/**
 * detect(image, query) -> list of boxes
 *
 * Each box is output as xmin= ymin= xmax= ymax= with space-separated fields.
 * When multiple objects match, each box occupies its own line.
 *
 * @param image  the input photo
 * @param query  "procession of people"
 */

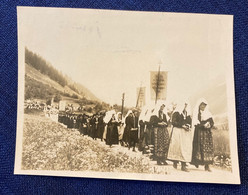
xmin=56 ymin=98 xmax=215 ymax=173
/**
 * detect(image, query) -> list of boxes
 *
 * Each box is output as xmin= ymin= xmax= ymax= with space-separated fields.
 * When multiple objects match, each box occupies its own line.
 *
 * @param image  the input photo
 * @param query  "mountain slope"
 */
xmin=189 ymin=75 xmax=227 ymax=116
xmin=25 ymin=63 xmax=99 ymax=102
xmin=25 ymin=63 xmax=80 ymax=97
xmin=189 ymin=75 xmax=228 ymax=127
xmin=64 ymin=75 xmax=100 ymax=102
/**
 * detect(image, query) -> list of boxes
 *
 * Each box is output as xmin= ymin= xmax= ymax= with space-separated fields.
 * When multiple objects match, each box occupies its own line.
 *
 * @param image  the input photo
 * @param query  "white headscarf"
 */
xmin=115 ymin=112 xmax=123 ymax=123
xmin=174 ymin=101 xmax=192 ymax=115
xmin=139 ymin=105 xmax=149 ymax=122
xmin=123 ymin=110 xmax=135 ymax=129
xmin=192 ymin=98 xmax=213 ymax=127
xmin=123 ymin=110 xmax=132 ymax=122
xmin=103 ymin=110 xmax=116 ymax=123
xmin=151 ymin=101 xmax=166 ymax=118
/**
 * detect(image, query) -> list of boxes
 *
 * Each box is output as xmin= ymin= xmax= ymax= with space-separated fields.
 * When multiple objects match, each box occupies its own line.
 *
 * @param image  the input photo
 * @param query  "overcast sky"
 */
xmin=18 ymin=7 xmax=232 ymax=107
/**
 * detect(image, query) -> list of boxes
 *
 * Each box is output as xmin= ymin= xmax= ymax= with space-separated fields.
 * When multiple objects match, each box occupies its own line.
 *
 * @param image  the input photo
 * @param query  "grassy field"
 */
xmin=212 ymin=126 xmax=232 ymax=171
xmin=22 ymin=111 xmax=232 ymax=173
xmin=212 ymin=129 xmax=230 ymax=157
xmin=22 ymin=113 xmax=154 ymax=173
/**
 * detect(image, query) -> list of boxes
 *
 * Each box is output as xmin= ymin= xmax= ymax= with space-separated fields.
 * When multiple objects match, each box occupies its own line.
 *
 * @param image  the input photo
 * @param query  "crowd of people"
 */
xmin=57 ymin=98 xmax=215 ymax=172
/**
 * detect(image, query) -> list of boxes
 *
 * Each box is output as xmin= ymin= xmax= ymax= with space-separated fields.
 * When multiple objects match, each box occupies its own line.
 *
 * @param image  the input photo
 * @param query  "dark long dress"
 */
xmin=72 ymin=117 xmax=77 ymax=129
xmin=122 ymin=116 xmax=131 ymax=144
xmin=97 ymin=116 xmax=105 ymax=139
xmin=76 ymin=116 xmax=81 ymax=129
xmin=81 ymin=117 xmax=88 ymax=135
xmin=68 ymin=116 xmax=73 ymax=129
xmin=124 ymin=115 xmax=139 ymax=148
xmin=106 ymin=119 xmax=119 ymax=146
xmin=146 ymin=120 xmax=153 ymax=146
xmin=88 ymin=118 xmax=95 ymax=138
xmin=91 ymin=117 xmax=98 ymax=139
xmin=191 ymin=117 xmax=214 ymax=165
xmin=138 ymin=120 xmax=146 ymax=151
xmin=150 ymin=112 xmax=170 ymax=162
xmin=130 ymin=115 xmax=139 ymax=148
xmin=78 ymin=116 xmax=83 ymax=134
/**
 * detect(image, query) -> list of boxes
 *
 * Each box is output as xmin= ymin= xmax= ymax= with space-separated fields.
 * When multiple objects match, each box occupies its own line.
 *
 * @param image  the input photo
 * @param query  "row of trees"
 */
xmin=25 ymin=48 xmax=67 ymax=87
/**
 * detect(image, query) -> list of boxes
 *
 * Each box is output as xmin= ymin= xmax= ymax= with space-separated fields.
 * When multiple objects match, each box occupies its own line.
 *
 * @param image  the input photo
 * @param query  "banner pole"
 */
xmin=121 ymin=93 xmax=125 ymax=118
xmin=155 ymin=65 xmax=160 ymax=104
xmin=136 ymin=82 xmax=142 ymax=108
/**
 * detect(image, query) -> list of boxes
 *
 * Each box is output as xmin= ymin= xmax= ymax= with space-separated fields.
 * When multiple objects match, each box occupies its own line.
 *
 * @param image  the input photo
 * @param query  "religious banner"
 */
xmin=150 ymin=71 xmax=168 ymax=101
xmin=136 ymin=87 xmax=146 ymax=108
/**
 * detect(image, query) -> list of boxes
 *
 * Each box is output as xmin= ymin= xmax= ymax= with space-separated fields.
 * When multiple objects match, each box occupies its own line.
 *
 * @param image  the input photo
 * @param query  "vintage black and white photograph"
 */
xmin=15 ymin=7 xmax=240 ymax=184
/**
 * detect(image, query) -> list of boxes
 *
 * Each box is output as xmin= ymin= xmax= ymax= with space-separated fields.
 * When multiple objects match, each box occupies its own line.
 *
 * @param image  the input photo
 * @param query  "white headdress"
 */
xmin=192 ymin=98 xmax=212 ymax=127
xmin=139 ymin=105 xmax=149 ymax=122
xmin=115 ymin=112 xmax=123 ymax=122
xmin=103 ymin=110 xmax=116 ymax=123
xmin=151 ymin=101 xmax=166 ymax=117
xmin=174 ymin=101 xmax=192 ymax=115
xmin=123 ymin=110 xmax=133 ymax=125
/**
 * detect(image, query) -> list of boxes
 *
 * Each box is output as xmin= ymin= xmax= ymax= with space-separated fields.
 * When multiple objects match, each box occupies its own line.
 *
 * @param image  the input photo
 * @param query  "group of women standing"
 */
xmin=102 ymin=110 xmax=139 ymax=151
xmin=57 ymin=98 xmax=215 ymax=172
xmin=58 ymin=113 xmax=105 ymax=140
xmin=138 ymin=98 xmax=215 ymax=172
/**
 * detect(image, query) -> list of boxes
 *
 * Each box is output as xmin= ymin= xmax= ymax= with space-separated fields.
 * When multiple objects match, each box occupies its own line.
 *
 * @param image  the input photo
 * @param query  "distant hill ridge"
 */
xmin=25 ymin=48 xmax=99 ymax=102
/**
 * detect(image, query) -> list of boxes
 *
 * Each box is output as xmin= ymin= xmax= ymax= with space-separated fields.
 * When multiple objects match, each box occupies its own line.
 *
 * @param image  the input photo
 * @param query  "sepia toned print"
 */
xmin=15 ymin=6 xmax=240 ymax=184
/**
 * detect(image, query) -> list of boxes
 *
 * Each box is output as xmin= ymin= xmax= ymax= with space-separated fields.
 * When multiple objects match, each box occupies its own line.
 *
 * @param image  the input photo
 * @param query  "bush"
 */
xmin=54 ymin=94 xmax=62 ymax=102
xmin=72 ymin=94 xmax=79 ymax=99
xmin=94 ymin=103 xmax=103 ymax=113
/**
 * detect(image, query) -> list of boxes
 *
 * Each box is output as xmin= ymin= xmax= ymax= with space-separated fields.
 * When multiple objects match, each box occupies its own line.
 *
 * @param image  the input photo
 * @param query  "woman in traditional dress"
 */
xmin=86 ymin=116 xmax=92 ymax=136
xmin=75 ymin=115 xmax=79 ymax=129
xmin=122 ymin=110 xmax=133 ymax=147
xmin=143 ymin=106 xmax=154 ymax=154
xmin=72 ymin=115 xmax=77 ymax=129
xmin=191 ymin=98 xmax=214 ymax=172
xmin=81 ymin=114 xmax=88 ymax=135
xmin=68 ymin=115 xmax=74 ymax=129
xmin=89 ymin=116 xmax=95 ymax=138
xmin=150 ymin=103 xmax=170 ymax=165
xmin=91 ymin=114 xmax=99 ymax=140
xmin=103 ymin=110 xmax=114 ymax=141
xmin=97 ymin=112 xmax=105 ymax=141
xmin=138 ymin=106 xmax=149 ymax=152
xmin=127 ymin=110 xmax=139 ymax=152
xmin=106 ymin=112 xmax=119 ymax=147
xmin=78 ymin=115 xmax=83 ymax=134
xmin=115 ymin=112 xmax=125 ymax=145
xmin=167 ymin=102 xmax=192 ymax=172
